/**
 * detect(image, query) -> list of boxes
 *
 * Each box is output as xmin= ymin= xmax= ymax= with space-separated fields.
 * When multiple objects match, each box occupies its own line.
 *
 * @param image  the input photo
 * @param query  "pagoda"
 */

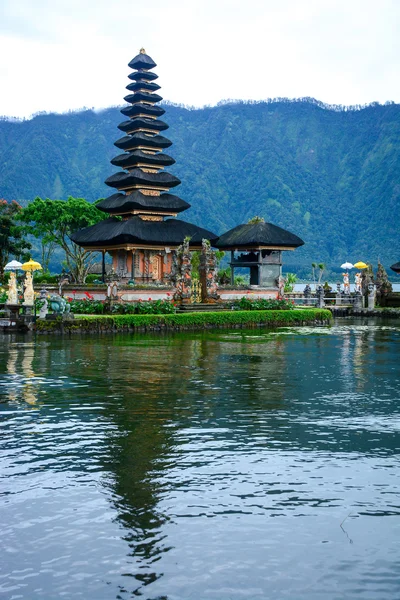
xmin=71 ymin=49 xmax=217 ymax=283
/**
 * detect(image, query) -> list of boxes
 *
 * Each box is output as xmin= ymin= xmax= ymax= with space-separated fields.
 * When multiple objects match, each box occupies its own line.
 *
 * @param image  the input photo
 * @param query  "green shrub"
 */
xmin=232 ymin=296 xmax=295 ymax=311
xmin=85 ymin=274 xmax=103 ymax=284
xmin=35 ymin=309 xmax=332 ymax=333
xmin=66 ymin=295 xmax=177 ymax=315
xmin=77 ymin=309 xmax=331 ymax=330
xmin=34 ymin=273 xmax=58 ymax=284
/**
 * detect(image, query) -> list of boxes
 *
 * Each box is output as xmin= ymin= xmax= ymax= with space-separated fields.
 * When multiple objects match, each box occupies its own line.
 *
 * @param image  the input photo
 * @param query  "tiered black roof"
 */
xmin=105 ymin=50 xmax=183 ymax=214
xmin=71 ymin=50 xmax=217 ymax=249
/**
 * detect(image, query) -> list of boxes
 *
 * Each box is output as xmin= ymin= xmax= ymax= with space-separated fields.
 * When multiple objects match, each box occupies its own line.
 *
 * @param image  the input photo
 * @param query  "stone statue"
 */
xmin=316 ymin=284 xmax=325 ymax=308
xmin=354 ymin=272 xmax=362 ymax=293
xmin=343 ymin=272 xmax=350 ymax=295
xmin=7 ymin=271 xmax=18 ymax=305
xmin=49 ymin=294 xmax=71 ymax=314
xmin=276 ymin=275 xmax=286 ymax=299
xmin=23 ymin=271 xmax=35 ymax=306
xmin=199 ymin=239 xmax=220 ymax=303
xmin=58 ymin=271 xmax=70 ymax=296
xmin=38 ymin=289 xmax=49 ymax=319
xmin=303 ymin=284 xmax=311 ymax=305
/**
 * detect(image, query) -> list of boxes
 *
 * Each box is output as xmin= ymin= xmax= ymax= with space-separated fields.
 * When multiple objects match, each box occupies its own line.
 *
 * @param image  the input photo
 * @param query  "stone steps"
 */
xmin=177 ymin=303 xmax=229 ymax=312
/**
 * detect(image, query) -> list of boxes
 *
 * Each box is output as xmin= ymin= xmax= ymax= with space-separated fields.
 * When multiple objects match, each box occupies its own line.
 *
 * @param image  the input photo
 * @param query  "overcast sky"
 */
xmin=1 ymin=0 xmax=399 ymax=119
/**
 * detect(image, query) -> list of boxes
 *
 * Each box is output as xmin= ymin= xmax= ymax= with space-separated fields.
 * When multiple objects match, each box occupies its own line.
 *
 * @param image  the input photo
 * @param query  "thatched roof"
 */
xmin=124 ymin=91 xmax=163 ymax=105
xmin=121 ymin=103 xmax=165 ymax=118
xmin=96 ymin=192 xmax=190 ymax=215
xmin=390 ymin=262 xmax=400 ymax=273
xmin=111 ymin=150 xmax=175 ymax=170
xmin=128 ymin=52 xmax=157 ymax=71
xmin=114 ymin=132 xmax=172 ymax=151
xmin=117 ymin=118 xmax=168 ymax=133
xmin=215 ymin=222 xmax=304 ymax=250
xmin=70 ymin=216 xmax=218 ymax=248
xmin=126 ymin=81 xmax=161 ymax=93
xmin=105 ymin=169 xmax=180 ymax=190
xmin=128 ymin=70 xmax=158 ymax=82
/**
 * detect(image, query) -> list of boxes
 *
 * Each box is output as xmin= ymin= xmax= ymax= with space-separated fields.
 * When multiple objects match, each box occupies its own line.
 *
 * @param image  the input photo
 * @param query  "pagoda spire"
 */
xmin=97 ymin=49 xmax=188 ymax=217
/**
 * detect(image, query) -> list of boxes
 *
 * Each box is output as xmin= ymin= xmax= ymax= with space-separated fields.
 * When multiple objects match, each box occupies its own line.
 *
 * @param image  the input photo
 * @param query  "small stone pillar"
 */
xmin=173 ymin=239 xmax=192 ymax=304
xmin=353 ymin=292 xmax=363 ymax=310
xmin=336 ymin=283 xmax=342 ymax=306
xmin=368 ymin=284 xmax=376 ymax=310
xmin=199 ymin=239 xmax=220 ymax=303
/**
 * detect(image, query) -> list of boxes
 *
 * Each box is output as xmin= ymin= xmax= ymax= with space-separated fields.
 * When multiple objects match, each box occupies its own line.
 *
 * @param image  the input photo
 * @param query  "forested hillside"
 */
xmin=0 ymin=99 xmax=399 ymax=270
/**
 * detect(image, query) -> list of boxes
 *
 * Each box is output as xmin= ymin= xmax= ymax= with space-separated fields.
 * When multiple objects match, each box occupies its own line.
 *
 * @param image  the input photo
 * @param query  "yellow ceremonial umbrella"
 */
xmin=21 ymin=259 xmax=43 ymax=272
xmin=353 ymin=261 xmax=368 ymax=269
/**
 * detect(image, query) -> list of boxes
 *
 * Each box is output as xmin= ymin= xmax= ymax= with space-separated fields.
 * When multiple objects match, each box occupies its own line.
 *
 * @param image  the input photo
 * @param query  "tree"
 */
xmin=375 ymin=261 xmax=392 ymax=304
xmin=284 ymin=272 xmax=297 ymax=292
xmin=0 ymin=199 xmax=31 ymax=281
xmin=19 ymin=196 xmax=104 ymax=283
xmin=317 ymin=263 xmax=325 ymax=285
xmin=311 ymin=262 xmax=317 ymax=289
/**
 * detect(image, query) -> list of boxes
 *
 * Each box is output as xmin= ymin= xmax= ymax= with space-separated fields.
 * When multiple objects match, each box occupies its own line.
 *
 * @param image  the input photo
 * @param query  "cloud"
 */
xmin=0 ymin=0 xmax=399 ymax=118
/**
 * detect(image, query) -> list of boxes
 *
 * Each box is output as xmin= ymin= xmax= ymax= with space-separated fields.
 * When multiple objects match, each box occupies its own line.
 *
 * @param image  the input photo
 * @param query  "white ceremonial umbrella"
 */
xmin=5 ymin=260 xmax=23 ymax=271
xmin=340 ymin=262 xmax=354 ymax=269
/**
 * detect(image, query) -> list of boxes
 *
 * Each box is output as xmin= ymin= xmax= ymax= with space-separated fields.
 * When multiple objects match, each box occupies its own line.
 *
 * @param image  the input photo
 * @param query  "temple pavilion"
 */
xmin=71 ymin=49 xmax=217 ymax=284
xmin=215 ymin=220 xmax=304 ymax=287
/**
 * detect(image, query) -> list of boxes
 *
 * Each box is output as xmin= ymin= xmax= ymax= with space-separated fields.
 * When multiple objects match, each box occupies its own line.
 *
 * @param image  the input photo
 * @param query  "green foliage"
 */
xmin=247 ymin=216 xmax=265 ymax=224
xmin=284 ymin=272 xmax=297 ymax=292
xmin=33 ymin=272 xmax=59 ymax=284
xmin=19 ymin=196 xmax=104 ymax=283
xmin=375 ymin=261 xmax=393 ymax=297
xmin=35 ymin=309 xmax=332 ymax=333
xmin=0 ymin=199 xmax=31 ymax=281
xmin=0 ymin=286 xmax=8 ymax=303
xmin=232 ymin=296 xmax=295 ymax=310
xmin=65 ymin=296 xmax=177 ymax=315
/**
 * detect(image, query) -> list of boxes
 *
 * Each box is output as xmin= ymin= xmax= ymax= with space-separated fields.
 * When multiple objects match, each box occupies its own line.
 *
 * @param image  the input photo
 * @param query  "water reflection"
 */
xmin=0 ymin=321 xmax=400 ymax=599
xmin=4 ymin=341 xmax=41 ymax=406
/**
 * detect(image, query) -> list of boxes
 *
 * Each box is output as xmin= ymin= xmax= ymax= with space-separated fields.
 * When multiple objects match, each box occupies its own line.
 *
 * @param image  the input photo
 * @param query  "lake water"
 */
xmin=1 ymin=320 xmax=400 ymax=600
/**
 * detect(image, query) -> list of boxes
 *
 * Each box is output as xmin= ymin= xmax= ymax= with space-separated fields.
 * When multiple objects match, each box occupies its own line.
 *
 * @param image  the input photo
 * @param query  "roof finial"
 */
xmin=140 ymin=47 xmax=146 ymax=54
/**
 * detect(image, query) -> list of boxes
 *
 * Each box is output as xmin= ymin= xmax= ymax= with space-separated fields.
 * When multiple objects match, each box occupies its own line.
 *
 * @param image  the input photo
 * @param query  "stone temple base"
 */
xmin=45 ymin=313 xmax=75 ymax=321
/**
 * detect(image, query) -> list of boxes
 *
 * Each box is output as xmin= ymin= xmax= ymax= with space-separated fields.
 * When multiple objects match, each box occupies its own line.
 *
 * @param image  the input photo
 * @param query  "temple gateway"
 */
xmin=70 ymin=49 xmax=217 ymax=284
xmin=71 ymin=50 xmax=304 ymax=288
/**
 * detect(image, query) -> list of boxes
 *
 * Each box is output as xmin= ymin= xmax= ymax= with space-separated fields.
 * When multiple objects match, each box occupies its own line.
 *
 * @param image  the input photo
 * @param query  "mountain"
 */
xmin=0 ymin=98 xmax=399 ymax=273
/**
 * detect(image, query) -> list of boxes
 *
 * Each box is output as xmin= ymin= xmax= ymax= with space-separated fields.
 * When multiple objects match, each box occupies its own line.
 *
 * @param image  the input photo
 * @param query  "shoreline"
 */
xmin=33 ymin=309 xmax=332 ymax=335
